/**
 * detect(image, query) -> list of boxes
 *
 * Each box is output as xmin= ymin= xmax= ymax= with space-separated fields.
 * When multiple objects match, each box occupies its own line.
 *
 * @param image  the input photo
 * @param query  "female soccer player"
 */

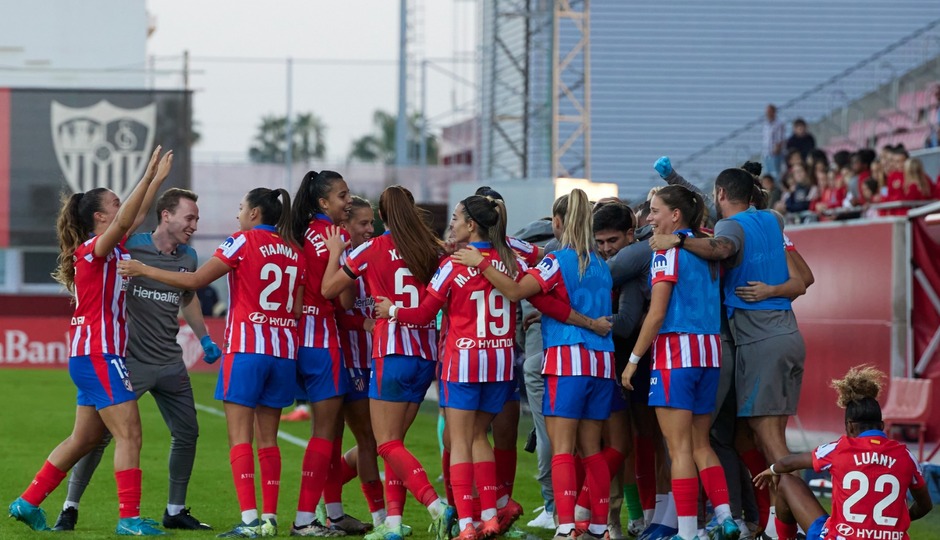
xmin=373 ymin=195 xmax=523 ymax=540
xmin=289 ymin=170 xmax=371 ymax=536
xmin=452 ymin=188 xmax=616 ymax=540
xmin=622 ymin=185 xmax=739 ymax=540
xmin=9 ymin=147 xmax=172 ymax=536
xmin=119 ymin=187 xmax=302 ymax=538
xmin=754 ymin=365 xmax=932 ymax=540
xmin=321 ymin=185 xmax=456 ymax=540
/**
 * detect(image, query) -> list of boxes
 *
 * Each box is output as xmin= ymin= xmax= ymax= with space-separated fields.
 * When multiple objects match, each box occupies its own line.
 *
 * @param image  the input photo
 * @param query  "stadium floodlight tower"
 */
xmin=480 ymin=0 xmax=591 ymax=183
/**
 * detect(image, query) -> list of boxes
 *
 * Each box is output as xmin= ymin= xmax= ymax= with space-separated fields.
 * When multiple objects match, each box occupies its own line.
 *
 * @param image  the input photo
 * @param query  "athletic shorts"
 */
xmin=298 ymin=346 xmax=348 ymax=403
xmin=735 ymin=331 xmax=805 ymax=417
xmin=649 ymin=367 xmax=719 ymax=415
xmin=507 ymin=376 xmax=521 ymax=402
xmin=610 ymin=380 xmax=629 ymax=413
xmin=345 ymin=367 xmax=371 ymax=403
xmin=806 ymin=515 xmax=828 ymax=539
xmin=369 ymin=354 xmax=435 ymax=403
xmin=70 ymin=354 xmax=137 ymax=410
xmin=215 ymin=352 xmax=295 ymax=409
xmin=441 ymin=380 xmax=515 ymax=414
xmin=543 ymin=375 xmax=613 ymax=420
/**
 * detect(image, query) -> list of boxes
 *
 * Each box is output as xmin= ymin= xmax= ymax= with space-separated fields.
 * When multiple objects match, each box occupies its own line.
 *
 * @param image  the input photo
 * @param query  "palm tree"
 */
xmin=248 ymin=112 xmax=327 ymax=163
xmin=347 ymin=109 xmax=437 ymax=164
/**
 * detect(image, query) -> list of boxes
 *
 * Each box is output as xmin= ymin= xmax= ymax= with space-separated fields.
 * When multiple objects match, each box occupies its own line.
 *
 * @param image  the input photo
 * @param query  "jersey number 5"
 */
xmin=260 ymin=263 xmax=298 ymax=312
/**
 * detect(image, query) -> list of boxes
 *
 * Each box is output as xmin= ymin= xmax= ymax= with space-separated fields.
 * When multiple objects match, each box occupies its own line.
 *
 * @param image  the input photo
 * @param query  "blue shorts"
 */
xmin=543 ymin=375 xmax=614 ymax=420
xmin=215 ymin=353 xmax=296 ymax=409
xmin=70 ymin=354 xmax=137 ymax=410
xmin=298 ymin=346 xmax=348 ymax=402
xmin=648 ymin=367 xmax=719 ymax=415
xmin=506 ymin=377 xmax=521 ymax=402
xmin=441 ymin=380 xmax=515 ymax=414
xmin=369 ymin=354 xmax=435 ymax=404
xmin=610 ymin=381 xmax=629 ymax=413
xmin=628 ymin=353 xmax=652 ymax=405
xmin=806 ymin=515 xmax=828 ymax=539
xmin=345 ymin=367 xmax=371 ymax=403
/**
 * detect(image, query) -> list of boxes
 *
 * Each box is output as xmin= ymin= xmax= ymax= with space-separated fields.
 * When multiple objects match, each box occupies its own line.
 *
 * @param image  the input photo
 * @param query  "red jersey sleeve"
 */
xmin=395 ymin=259 xmax=451 ymax=325
xmin=214 ymin=232 xmax=248 ymax=269
xmin=650 ymin=248 xmax=678 ymax=285
xmin=811 ymin=438 xmax=841 ymax=473
xmin=508 ymin=236 xmax=541 ymax=267
xmin=782 ymin=233 xmax=796 ymax=252
xmin=527 ymin=253 xmax=562 ymax=294
xmin=344 ymin=239 xmax=374 ymax=278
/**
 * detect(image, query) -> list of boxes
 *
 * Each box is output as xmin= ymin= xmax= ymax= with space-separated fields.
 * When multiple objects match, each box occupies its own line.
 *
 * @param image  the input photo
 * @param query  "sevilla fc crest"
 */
xmin=51 ymin=100 xmax=157 ymax=199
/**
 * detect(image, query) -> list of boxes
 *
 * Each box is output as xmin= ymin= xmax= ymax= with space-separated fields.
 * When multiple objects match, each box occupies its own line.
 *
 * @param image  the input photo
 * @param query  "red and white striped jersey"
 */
xmin=337 ymin=277 xmax=374 ymax=369
xmin=652 ymin=333 xmax=721 ymax=370
xmin=529 ymin=253 xmax=615 ymax=378
xmin=215 ymin=225 xmax=304 ymax=359
xmin=427 ymin=244 xmax=524 ymax=383
xmin=299 ymin=215 xmax=347 ymax=349
xmin=783 ymin=232 xmax=796 ymax=252
xmin=507 ymin=236 xmax=541 ymax=267
xmin=69 ymin=235 xmax=131 ymax=357
xmin=344 ymin=233 xmax=438 ymax=361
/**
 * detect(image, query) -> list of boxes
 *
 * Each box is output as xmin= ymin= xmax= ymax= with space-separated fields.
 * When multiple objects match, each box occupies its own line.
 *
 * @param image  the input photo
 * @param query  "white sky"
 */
xmin=145 ymin=0 xmax=478 ymax=162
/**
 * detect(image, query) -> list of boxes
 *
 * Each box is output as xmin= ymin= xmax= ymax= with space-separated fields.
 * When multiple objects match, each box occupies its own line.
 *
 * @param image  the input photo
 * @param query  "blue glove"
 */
xmin=654 ymin=156 xmax=673 ymax=179
xmin=200 ymin=335 xmax=222 ymax=364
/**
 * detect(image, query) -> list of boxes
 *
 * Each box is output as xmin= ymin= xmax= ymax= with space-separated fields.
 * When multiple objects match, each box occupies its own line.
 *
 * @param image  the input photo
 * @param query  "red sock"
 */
xmin=740 ymin=449 xmax=771 ymax=528
xmin=583 ymin=453 xmax=611 ymax=526
xmin=473 ymin=461 xmax=498 ymax=515
xmin=442 ymin=450 xmax=456 ymax=507
xmin=323 ymin=439 xmax=351 ymax=505
xmin=115 ymin=468 xmax=142 ymax=519
xmin=258 ymin=446 xmax=281 ymax=516
xmin=775 ymin=517 xmax=798 ymax=540
xmin=298 ymin=437 xmax=332 ymax=512
xmin=472 ymin=496 xmax=481 ymax=521
xmin=551 ymin=454 xmax=577 ymax=525
xmin=450 ymin=462 xmax=474 ymax=523
xmin=230 ymin=443 xmax=257 ymax=512
xmin=634 ymin=436 xmax=656 ymax=511
xmin=384 ymin=462 xmax=405 ymax=518
xmin=21 ymin=460 xmax=67 ymax=506
xmin=361 ymin=480 xmax=386 ymax=513
xmin=574 ymin=455 xmax=585 ymax=492
xmin=578 ymin=447 xmax=626 ymax=509
xmin=671 ymin=477 xmax=698 ymax=518
xmin=377 ymin=440 xmax=438 ymax=507
xmin=493 ymin=448 xmax=517 ymax=500
xmin=699 ymin=466 xmax=730 ymax=508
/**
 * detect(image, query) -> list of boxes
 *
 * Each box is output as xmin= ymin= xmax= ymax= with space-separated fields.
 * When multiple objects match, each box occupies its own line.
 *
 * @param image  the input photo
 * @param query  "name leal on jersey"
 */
xmin=303 ymin=229 xmax=328 ymax=257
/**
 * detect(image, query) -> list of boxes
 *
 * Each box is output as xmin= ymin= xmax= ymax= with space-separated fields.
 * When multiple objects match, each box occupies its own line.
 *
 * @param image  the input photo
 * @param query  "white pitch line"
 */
xmin=194 ymin=402 xmax=308 ymax=448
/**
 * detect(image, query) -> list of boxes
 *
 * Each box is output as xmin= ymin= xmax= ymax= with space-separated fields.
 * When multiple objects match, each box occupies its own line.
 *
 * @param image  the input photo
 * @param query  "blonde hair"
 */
xmin=554 ymin=188 xmax=594 ymax=276
xmin=903 ymin=158 xmax=931 ymax=197
xmin=830 ymin=365 xmax=884 ymax=409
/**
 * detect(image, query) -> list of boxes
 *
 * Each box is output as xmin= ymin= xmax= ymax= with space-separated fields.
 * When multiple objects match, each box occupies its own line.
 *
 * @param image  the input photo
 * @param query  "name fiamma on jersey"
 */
xmin=454 ymin=260 xmax=510 ymax=288
xmin=132 ymin=285 xmax=181 ymax=306
xmin=259 ymin=243 xmax=299 ymax=260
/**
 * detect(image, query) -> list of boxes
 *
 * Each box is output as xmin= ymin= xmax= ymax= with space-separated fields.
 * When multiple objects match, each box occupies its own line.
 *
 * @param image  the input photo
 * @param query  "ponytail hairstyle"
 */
xmin=555 ymin=189 xmax=594 ymax=277
xmin=53 ymin=187 xmax=109 ymax=293
xmin=378 ymin=185 xmax=444 ymax=284
xmin=461 ymin=195 xmax=517 ymax=278
xmin=653 ymin=185 xmax=707 ymax=238
xmin=740 ymin=161 xmax=766 ymax=209
xmin=246 ymin=188 xmax=295 ymax=245
xmin=830 ymin=365 xmax=885 ymax=433
xmin=291 ymin=170 xmax=345 ymax=244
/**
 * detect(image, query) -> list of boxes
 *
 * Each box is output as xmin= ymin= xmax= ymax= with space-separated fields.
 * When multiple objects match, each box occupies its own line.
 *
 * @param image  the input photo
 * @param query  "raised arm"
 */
xmin=118 ymin=256 xmax=230 ymax=291
xmin=321 ymin=226 xmax=355 ymax=301
xmin=95 ymin=147 xmax=169 ymax=257
xmin=128 ymin=150 xmax=175 ymax=235
xmin=655 ymin=156 xmax=717 ymax=216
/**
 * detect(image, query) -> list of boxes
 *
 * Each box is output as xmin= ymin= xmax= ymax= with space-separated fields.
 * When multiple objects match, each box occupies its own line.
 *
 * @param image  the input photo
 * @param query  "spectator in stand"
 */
xmin=883 ymin=144 xmax=909 ymax=202
xmin=782 ymin=149 xmax=802 ymax=185
xmin=761 ymin=175 xmax=782 ymax=210
xmin=785 ymin=118 xmax=815 ymax=161
xmin=762 ymin=104 xmax=787 ymax=179
xmin=903 ymin=157 xmax=933 ymax=200
xmin=814 ymin=161 xmax=846 ymax=216
xmin=783 ymin=163 xmax=818 ymax=218
xmin=927 ymin=84 xmax=940 ymax=148
xmin=847 ymin=149 xmax=875 ymax=205
xmin=860 ymin=179 xmax=883 ymax=219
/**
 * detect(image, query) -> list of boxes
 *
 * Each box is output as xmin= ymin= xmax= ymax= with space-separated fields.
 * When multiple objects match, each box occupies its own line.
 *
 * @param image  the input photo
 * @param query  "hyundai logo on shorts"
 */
xmin=249 ymin=312 xmax=268 ymax=324
xmin=835 ymin=524 xmax=854 ymax=536
xmin=456 ymin=337 xmax=476 ymax=349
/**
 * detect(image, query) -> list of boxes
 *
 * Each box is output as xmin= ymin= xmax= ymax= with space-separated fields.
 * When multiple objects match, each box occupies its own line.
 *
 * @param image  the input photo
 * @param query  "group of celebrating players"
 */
xmin=6 ymin=146 xmax=934 ymax=540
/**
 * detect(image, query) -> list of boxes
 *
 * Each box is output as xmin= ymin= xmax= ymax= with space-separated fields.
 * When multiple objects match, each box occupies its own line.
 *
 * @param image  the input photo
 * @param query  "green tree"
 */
xmin=347 ymin=109 xmax=437 ymax=164
xmin=248 ymin=112 xmax=326 ymax=163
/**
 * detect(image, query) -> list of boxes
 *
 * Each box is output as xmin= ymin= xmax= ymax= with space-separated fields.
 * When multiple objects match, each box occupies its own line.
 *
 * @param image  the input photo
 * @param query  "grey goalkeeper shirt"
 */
xmin=124 ymin=232 xmax=198 ymax=365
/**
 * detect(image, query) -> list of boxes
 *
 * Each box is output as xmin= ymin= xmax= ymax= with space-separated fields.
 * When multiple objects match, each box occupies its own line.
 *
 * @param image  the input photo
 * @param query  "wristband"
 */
xmin=628 ymin=353 xmax=642 ymax=365
xmin=477 ymin=258 xmax=491 ymax=271
xmin=770 ymin=463 xmax=779 ymax=475
xmin=389 ymin=305 xmax=399 ymax=319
